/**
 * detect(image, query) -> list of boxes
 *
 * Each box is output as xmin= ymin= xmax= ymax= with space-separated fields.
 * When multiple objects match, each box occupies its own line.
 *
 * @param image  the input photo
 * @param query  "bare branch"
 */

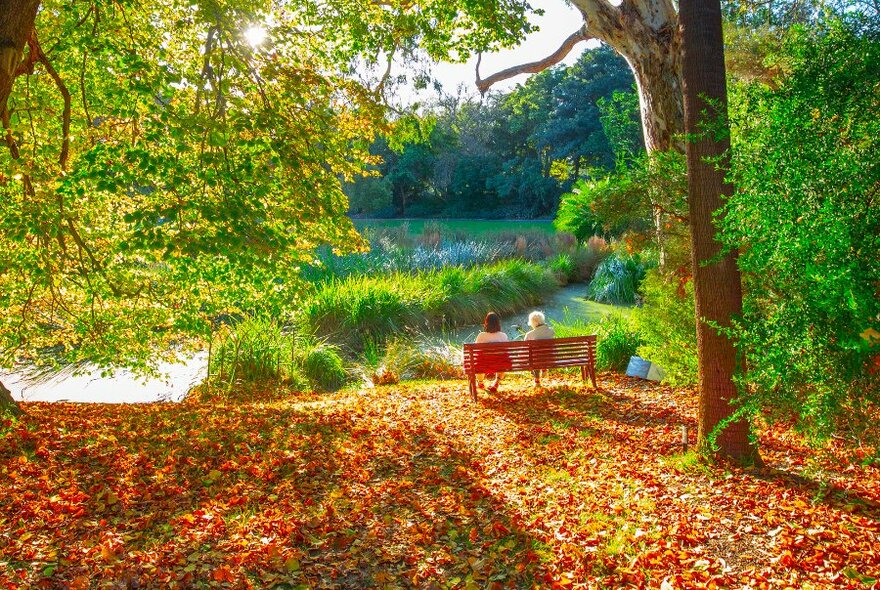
xmin=32 ymin=35 xmax=71 ymax=170
xmin=372 ymin=48 xmax=396 ymax=97
xmin=475 ymin=27 xmax=592 ymax=94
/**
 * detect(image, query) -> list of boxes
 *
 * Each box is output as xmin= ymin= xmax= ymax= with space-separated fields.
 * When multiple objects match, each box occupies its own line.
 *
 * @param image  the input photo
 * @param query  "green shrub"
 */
xmin=555 ymin=175 xmax=628 ymax=241
xmin=636 ymin=269 xmax=698 ymax=385
xmin=300 ymin=341 xmax=348 ymax=391
xmin=552 ymin=313 xmax=641 ymax=372
xmin=594 ymin=314 xmax=642 ymax=372
xmin=586 ymin=251 xmax=651 ymax=305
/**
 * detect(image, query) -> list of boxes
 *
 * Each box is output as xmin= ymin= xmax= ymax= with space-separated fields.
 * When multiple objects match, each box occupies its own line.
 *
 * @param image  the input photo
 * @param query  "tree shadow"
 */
xmin=3 ymin=397 xmax=550 ymax=588
xmin=752 ymin=466 xmax=880 ymax=523
xmin=478 ymin=379 xmax=693 ymax=458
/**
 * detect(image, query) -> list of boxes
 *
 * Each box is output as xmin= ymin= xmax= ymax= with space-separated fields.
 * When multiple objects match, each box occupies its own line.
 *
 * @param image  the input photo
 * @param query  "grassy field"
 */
xmin=4 ymin=376 xmax=877 ymax=588
xmin=352 ymin=218 xmax=556 ymax=238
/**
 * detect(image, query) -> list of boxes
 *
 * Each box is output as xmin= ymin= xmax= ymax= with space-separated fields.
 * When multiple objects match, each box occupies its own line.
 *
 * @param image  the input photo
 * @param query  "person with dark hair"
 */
xmin=474 ymin=311 xmax=508 ymax=393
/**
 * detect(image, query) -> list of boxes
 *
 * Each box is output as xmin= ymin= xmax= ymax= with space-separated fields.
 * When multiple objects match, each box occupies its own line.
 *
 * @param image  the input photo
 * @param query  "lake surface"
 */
xmin=2 ymin=285 xmax=617 ymax=405
xmin=353 ymin=218 xmax=555 ymax=237
xmin=4 ymin=353 xmax=207 ymax=405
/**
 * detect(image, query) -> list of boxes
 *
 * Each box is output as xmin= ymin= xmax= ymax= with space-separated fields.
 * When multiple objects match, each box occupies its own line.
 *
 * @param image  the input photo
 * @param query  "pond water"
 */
xmin=353 ymin=218 xmax=555 ymax=238
xmin=4 ymin=353 xmax=207 ymax=405
xmin=2 ymin=285 xmax=619 ymax=405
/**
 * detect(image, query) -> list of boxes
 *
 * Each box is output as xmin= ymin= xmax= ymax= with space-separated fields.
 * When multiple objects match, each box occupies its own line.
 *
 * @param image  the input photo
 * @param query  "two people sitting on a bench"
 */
xmin=474 ymin=310 xmax=555 ymax=391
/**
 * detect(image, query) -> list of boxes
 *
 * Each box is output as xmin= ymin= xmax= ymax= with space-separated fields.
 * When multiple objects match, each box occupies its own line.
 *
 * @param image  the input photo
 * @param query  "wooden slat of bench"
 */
xmin=461 ymin=335 xmax=597 ymax=401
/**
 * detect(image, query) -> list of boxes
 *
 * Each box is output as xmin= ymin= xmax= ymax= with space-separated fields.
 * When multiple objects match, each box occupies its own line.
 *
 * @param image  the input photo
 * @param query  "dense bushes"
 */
xmin=723 ymin=19 xmax=880 ymax=440
xmin=636 ymin=270 xmax=698 ymax=386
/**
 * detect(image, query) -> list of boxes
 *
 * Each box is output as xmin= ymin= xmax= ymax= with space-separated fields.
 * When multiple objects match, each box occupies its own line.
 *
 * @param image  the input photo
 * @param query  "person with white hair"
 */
xmin=524 ymin=311 xmax=555 ymax=386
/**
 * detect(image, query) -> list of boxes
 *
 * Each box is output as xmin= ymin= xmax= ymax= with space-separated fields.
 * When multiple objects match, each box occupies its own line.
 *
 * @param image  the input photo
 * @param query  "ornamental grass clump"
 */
xmin=376 ymin=337 xmax=464 ymax=382
xmin=302 ymin=260 xmax=557 ymax=351
xmin=208 ymin=317 xmax=299 ymax=387
xmin=208 ymin=318 xmax=349 ymax=392
xmin=586 ymin=251 xmax=651 ymax=305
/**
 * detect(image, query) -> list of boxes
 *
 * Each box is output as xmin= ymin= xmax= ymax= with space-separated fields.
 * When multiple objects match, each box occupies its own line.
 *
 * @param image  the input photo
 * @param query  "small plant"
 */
xmin=299 ymin=340 xmax=348 ymax=391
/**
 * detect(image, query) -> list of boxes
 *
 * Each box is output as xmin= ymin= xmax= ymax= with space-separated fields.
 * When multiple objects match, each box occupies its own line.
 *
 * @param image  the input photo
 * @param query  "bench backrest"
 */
xmin=462 ymin=335 xmax=597 ymax=374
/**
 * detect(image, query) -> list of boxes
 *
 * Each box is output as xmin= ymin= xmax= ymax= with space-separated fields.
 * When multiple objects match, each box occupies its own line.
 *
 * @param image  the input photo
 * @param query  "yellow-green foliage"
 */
xmin=636 ymin=269 xmax=698 ymax=386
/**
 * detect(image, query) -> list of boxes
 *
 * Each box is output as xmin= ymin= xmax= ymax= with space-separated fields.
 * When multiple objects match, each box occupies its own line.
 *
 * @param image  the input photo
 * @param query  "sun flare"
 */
xmin=244 ymin=25 xmax=267 ymax=48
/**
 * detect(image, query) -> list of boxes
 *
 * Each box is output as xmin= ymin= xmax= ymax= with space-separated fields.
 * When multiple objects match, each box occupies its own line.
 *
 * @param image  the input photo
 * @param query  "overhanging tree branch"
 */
xmin=475 ymin=27 xmax=593 ymax=94
xmin=32 ymin=35 xmax=71 ymax=171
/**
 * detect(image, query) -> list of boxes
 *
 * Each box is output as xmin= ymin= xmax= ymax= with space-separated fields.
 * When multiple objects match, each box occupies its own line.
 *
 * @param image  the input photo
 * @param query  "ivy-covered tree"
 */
xmin=723 ymin=19 xmax=880 ymax=444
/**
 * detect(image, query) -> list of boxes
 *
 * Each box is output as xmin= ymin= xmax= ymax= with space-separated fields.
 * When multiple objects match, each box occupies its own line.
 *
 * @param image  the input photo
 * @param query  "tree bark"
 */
xmin=477 ymin=0 xmax=685 ymax=154
xmin=622 ymin=49 xmax=683 ymax=153
xmin=0 ymin=379 xmax=22 ymax=416
xmin=571 ymin=0 xmax=684 ymax=153
xmin=679 ymin=0 xmax=758 ymax=463
xmin=0 ymin=0 xmax=41 ymax=120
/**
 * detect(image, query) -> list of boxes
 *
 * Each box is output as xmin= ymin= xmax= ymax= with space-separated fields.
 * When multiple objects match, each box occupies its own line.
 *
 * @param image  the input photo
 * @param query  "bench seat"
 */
xmin=462 ymin=335 xmax=597 ymax=401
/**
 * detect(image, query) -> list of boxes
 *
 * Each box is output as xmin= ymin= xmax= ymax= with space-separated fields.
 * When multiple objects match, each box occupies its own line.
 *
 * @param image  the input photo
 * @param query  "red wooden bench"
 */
xmin=462 ymin=335 xmax=598 ymax=401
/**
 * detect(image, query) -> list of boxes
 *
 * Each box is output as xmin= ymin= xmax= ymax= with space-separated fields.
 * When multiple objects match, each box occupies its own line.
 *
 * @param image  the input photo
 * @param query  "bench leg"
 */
xmin=580 ymin=365 xmax=587 ymax=383
xmin=589 ymin=363 xmax=598 ymax=390
xmin=468 ymin=375 xmax=477 ymax=402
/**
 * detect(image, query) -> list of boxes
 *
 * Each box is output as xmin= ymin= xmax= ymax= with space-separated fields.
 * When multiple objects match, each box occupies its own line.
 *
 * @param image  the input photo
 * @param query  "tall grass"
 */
xmin=209 ymin=318 xmax=294 ymax=386
xmin=301 ymin=260 xmax=558 ymax=350
xmin=208 ymin=317 xmax=347 ymax=391
xmin=302 ymin=240 xmax=517 ymax=283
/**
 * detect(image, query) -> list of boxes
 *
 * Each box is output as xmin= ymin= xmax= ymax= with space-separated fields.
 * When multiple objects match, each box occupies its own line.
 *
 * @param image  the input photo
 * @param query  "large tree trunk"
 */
xmin=571 ymin=0 xmax=684 ymax=153
xmin=0 ymin=0 xmax=41 ymax=121
xmin=610 ymin=31 xmax=683 ymax=153
xmin=679 ymin=0 xmax=758 ymax=463
xmin=0 ymin=379 xmax=22 ymax=416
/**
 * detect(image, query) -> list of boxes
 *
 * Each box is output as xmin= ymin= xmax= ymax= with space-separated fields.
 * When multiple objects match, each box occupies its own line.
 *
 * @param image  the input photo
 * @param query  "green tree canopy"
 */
xmin=0 ymin=0 xmax=538 ymax=374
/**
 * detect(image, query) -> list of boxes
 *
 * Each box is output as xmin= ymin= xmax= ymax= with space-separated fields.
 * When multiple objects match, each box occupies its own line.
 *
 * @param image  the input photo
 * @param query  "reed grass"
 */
xmin=301 ymin=260 xmax=558 ymax=350
xmin=208 ymin=317 xmax=347 ymax=391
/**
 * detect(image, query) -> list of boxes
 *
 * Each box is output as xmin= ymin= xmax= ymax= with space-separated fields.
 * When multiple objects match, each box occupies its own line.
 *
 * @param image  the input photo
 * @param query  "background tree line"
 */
xmin=345 ymin=46 xmax=643 ymax=219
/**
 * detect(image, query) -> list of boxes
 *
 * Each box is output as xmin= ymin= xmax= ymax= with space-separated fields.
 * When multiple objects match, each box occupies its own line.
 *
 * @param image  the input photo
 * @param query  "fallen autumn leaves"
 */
xmin=1 ymin=375 xmax=878 ymax=588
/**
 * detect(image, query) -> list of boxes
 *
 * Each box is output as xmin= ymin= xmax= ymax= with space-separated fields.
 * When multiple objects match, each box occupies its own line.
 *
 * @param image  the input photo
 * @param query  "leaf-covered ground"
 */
xmin=1 ymin=374 xmax=878 ymax=589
